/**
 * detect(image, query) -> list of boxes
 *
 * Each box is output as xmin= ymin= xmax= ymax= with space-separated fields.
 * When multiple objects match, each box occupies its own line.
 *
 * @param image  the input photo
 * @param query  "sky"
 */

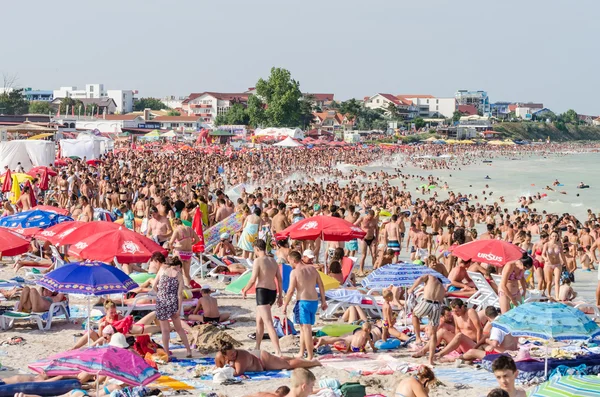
xmin=3 ymin=0 xmax=600 ymax=114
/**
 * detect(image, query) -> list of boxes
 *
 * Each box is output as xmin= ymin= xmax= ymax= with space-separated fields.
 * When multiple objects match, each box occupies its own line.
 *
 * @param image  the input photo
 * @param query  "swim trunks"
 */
xmin=255 ymin=288 xmax=277 ymax=306
xmin=447 ymin=286 xmax=461 ymax=292
xmin=293 ymin=300 xmax=319 ymax=325
xmin=416 ymin=248 xmax=428 ymax=259
xmin=412 ymin=299 xmax=441 ymax=326
xmin=203 ymin=316 xmax=221 ymax=323
xmin=345 ymin=239 xmax=358 ymax=251
xmin=387 ymin=240 xmax=401 ymax=253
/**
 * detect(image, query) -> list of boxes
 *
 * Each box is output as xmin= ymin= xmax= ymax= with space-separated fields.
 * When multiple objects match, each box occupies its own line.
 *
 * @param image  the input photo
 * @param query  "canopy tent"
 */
xmin=209 ymin=129 xmax=236 ymax=136
xmin=160 ymin=130 xmax=177 ymax=137
xmin=254 ymin=127 xmax=304 ymax=139
xmin=423 ymin=136 xmax=438 ymax=142
xmin=76 ymin=133 xmax=113 ymax=154
xmin=5 ymin=121 xmax=55 ymax=133
xmin=60 ymin=139 xmax=101 ymax=160
xmin=0 ymin=140 xmax=55 ymax=172
xmin=272 ymin=136 xmax=304 ymax=147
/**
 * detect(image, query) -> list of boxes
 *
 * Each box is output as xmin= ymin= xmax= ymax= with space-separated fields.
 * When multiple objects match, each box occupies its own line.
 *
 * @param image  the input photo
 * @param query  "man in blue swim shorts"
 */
xmin=283 ymin=251 xmax=327 ymax=361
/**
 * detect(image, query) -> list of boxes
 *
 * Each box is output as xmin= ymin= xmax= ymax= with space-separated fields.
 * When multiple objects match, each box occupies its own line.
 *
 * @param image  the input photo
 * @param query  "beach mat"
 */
xmin=434 ymin=367 xmax=498 ymax=388
xmin=320 ymin=353 xmax=411 ymax=375
xmin=149 ymin=376 xmax=194 ymax=391
xmin=169 ymin=357 xmax=215 ymax=367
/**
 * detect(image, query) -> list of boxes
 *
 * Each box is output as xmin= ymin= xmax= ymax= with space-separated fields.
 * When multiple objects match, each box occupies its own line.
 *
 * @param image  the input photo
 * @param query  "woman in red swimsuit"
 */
xmin=532 ymin=232 xmax=548 ymax=291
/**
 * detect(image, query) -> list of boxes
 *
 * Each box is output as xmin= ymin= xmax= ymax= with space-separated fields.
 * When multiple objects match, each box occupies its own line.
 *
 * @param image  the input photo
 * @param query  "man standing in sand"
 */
xmin=408 ymin=274 xmax=445 ymax=366
xmin=242 ymin=239 xmax=283 ymax=356
xmin=283 ymin=251 xmax=327 ymax=361
xmin=271 ymin=203 xmax=290 ymax=235
xmin=412 ymin=223 xmax=432 ymax=261
xmin=358 ymin=209 xmax=378 ymax=276
xmin=384 ymin=214 xmax=401 ymax=259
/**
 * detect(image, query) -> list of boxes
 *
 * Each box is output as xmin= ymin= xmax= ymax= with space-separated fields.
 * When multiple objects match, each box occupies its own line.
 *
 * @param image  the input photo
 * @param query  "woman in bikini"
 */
xmin=394 ymin=366 xmax=436 ymax=397
xmin=532 ymin=232 xmax=548 ymax=291
xmin=499 ymin=254 xmax=532 ymax=313
xmin=169 ymin=218 xmax=200 ymax=287
xmin=542 ymin=231 xmax=566 ymax=300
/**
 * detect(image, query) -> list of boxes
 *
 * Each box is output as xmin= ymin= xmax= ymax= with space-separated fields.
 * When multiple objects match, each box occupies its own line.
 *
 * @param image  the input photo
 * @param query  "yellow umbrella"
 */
xmin=0 ymin=173 xmax=34 ymax=183
xmin=318 ymin=271 xmax=340 ymax=291
xmin=461 ymin=140 xmax=475 ymax=144
xmin=28 ymin=133 xmax=54 ymax=140
xmin=10 ymin=175 xmax=20 ymax=204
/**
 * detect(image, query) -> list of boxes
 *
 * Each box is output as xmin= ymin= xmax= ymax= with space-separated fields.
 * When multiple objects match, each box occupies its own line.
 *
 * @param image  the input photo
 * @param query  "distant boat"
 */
xmin=483 ymin=160 xmax=492 ymax=163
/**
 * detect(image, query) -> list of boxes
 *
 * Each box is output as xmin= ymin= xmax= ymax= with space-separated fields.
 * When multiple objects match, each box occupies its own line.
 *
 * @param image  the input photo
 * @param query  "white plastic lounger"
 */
xmin=0 ymin=301 xmax=70 ymax=331
xmin=321 ymin=288 xmax=383 ymax=320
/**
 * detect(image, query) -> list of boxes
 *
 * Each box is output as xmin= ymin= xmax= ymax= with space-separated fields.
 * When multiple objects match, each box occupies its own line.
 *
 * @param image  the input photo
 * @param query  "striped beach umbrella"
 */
xmin=528 ymin=375 xmax=600 ymax=396
xmin=361 ymin=263 xmax=450 ymax=289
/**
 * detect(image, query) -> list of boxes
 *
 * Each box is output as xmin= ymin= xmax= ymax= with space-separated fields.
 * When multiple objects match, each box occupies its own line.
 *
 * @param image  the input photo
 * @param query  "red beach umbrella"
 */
xmin=451 ymin=239 xmax=524 ymax=267
xmin=28 ymin=166 xmax=57 ymax=177
xmin=33 ymin=221 xmax=86 ymax=243
xmin=38 ymin=171 xmax=50 ymax=191
xmin=68 ymin=227 xmax=168 ymax=263
xmin=1 ymin=169 xmax=12 ymax=192
xmin=0 ymin=227 xmax=31 ymax=256
xmin=45 ymin=221 xmax=121 ymax=246
xmin=275 ymin=215 xmax=366 ymax=242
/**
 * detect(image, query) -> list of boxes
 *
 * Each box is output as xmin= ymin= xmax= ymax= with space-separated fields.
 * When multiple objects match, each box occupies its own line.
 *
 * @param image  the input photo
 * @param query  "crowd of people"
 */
xmin=1 ymin=140 xmax=600 ymax=396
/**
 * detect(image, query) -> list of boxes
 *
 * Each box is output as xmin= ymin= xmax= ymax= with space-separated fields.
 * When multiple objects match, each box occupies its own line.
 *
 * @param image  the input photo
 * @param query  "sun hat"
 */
xmin=220 ymin=232 xmax=230 ymax=240
xmin=514 ymin=346 xmax=541 ymax=362
xmin=109 ymin=332 xmax=129 ymax=349
xmin=303 ymin=249 xmax=315 ymax=259
xmin=102 ymin=325 xmax=115 ymax=336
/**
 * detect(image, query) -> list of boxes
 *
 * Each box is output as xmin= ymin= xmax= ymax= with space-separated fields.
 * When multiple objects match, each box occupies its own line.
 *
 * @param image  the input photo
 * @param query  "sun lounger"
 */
xmin=321 ymin=288 xmax=383 ymax=320
xmin=116 ymin=292 xmax=198 ymax=317
xmin=341 ymin=257 xmax=357 ymax=287
xmin=0 ymin=301 xmax=70 ymax=331
xmin=461 ymin=271 xmax=499 ymax=309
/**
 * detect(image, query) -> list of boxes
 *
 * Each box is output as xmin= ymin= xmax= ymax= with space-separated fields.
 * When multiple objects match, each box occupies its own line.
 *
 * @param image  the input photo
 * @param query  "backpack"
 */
xmin=340 ymin=382 xmax=366 ymax=397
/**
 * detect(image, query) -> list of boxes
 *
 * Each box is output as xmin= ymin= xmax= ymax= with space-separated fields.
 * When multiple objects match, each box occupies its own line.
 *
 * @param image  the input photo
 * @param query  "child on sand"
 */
xmin=188 ymin=287 xmax=230 ymax=324
xmin=315 ymin=322 xmax=377 ymax=353
xmin=381 ymin=290 xmax=411 ymax=342
xmin=492 ymin=356 xmax=526 ymax=397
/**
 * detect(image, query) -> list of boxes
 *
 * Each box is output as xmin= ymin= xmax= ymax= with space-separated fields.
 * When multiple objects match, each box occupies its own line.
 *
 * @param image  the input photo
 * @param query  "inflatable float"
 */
xmin=577 ymin=185 xmax=590 ymax=189
xmin=0 ymin=380 xmax=81 ymax=397
xmin=375 ymin=338 xmax=401 ymax=350
xmin=319 ymin=324 xmax=360 ymax=337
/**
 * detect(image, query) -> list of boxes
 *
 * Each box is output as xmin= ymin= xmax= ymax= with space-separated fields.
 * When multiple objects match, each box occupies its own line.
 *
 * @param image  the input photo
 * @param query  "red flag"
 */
xmin=191 ymin=208 xmax=205 ymax=253
xmin=39 ymin=170 xmax=49 ymax=191
xmin=1 ymin=169 xmax=12 ymax=192
xmin=72 ymin=105 xmax=75 ymax=117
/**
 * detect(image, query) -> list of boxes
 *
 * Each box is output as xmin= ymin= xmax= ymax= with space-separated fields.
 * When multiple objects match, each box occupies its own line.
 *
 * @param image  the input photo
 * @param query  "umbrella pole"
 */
xmin=200 ymin=255 xmax=204 ymax=279
xmin=87 ymin=296 xmax=91 ymax=347
xmin=544 ymin=343 xmax=548 ymax=379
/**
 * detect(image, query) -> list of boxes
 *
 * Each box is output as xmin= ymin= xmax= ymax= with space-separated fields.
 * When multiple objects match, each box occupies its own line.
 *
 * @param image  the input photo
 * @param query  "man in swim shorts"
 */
xmin=242 ymin=239 xmax=283 ymax=356
xmin=385 ymin=214 xmax=402 ymax=258
xmin=283 ymin=251 xmax=327 ymax=360
xmin=412 ymin=224 xmax=432 ymax=261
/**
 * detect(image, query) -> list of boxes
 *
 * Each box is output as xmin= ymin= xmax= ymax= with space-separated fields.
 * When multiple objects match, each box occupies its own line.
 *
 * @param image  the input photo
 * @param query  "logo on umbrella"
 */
xmin=299 ymin=221 xmax=319 ymax=230
xmin=58 ymin=228 xmax=76 ymax=238
xmin=41 ymin=230 xmax=56 ymax=236
xmin=477 ymin=252 xmax=503 ymax=262
xmin=74 ymin=242 xmax=89 ymax=250
xmin=121 ymin=241 xmax=141 ymax=254
xmin=351 ymin=226 xmax=363 ymax=233
xmin=15 ymin=228 xmax=25 ymax=234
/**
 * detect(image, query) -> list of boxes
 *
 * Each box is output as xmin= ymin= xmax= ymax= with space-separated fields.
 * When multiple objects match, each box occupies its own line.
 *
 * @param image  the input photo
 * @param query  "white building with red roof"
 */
xmin=181 ymin=92 xmax=250 ymax=125
xmin=364 ymin=93 xmax=419 ymax=119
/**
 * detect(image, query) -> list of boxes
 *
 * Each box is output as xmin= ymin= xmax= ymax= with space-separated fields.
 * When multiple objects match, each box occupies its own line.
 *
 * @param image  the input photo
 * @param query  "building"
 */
xmin=593 ymin=117 xmax=600 ymax=126
xmin=312 ymin=111 xmax=354 ymax=132
xmin=162 ymin=95 xmax=187 ymax=109
xmin=457 ymin=104 xmax=478 ymax=116
xmin=532 ymin=108 xmax=555 ymax=120
xmin=456 ymin=115 xmax=492 ymax=139
xmin=51 ymin=97 xmax=117 ymax=115
xmin=153 ymin=115 xmax=205 ymax=131
xmin=53 ymin=84 xmax=107 ymax=99
xmin=305 ymin=93 xmax=334 ymax=109
xmin=106 ymin=90 xmax=135 ymax=114
xmin=491 ymin=102 xmax=512 ymax=118
xmin=455 ymin=90 xmax=490 ymax=116
xmin=23 ymin=88 xmax=53 ymax=102
xmin=182 ymin=92 xmax=250 ymax=125
xmin=364 ymin=93 xmax=419 ymax=119
xmin=72 ymin=114 xmax=145 ymax=134
xmin=515 ymin=107 xmax=533 ymax=120
xmin=397 ymin=95 xmax=456 ymax=118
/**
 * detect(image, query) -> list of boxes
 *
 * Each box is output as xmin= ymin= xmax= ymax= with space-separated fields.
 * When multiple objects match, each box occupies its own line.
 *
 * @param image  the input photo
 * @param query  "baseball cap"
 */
xmin=303 ymin=249 xmax=315 ymax=259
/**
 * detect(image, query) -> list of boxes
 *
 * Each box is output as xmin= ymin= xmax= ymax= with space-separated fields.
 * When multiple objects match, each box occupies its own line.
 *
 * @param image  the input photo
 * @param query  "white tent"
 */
xmin=76 ymin=133 xmax=112 ymax=154
xmin=254 ymin=127 xmax=304 ymax=139
xmin=272 ymin=136 xmax=304 ymax=147
xmin=0 ymin=140 xmax=55 ymax=171
xmin=161 ymin=130 xmax=177 ymax=138
xmin=61 ymin=139 xmax=101 ymax=160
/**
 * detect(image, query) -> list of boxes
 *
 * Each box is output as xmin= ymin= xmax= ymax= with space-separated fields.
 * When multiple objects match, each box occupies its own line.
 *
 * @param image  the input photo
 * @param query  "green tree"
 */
xmin=134 ymin=97 xmax=168 ymax=111
xmin=414 ymin=117 xmax=426 ymax=130
xmin=0 ymin=88 xmax=29 ymax=115
xmin=560 ymin=109 xmax=579 ymax=124
xmin=167 ymin=110 xmax=181 ymax=116
xmin=386 ymin=102 xmax=400 ymax=119
xmin=339 ymin=98 xmax=362 ymax=120
xmin=28 ymin=101 xmax=53 ymax=115
xmin=452 ymin=110 xmax=462 ymax=122
xmin=215 ymin=103 xmax=250 ymax=126
xmin=298 ymin=97 xmax=315 ymax=129
xmin=247 ymin=67 xmax=303 ymax=127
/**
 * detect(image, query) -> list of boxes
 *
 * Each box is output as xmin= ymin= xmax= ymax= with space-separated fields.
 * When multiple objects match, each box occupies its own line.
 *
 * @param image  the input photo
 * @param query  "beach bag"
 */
xmin=340 ymin=382 xmax=366 ymax=397
xmin=273 ymin=316 xmax=297 ymax=337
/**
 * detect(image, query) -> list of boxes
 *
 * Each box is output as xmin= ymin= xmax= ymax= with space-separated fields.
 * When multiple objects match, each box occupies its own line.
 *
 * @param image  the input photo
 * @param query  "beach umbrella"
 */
xmin=0 ymin=172 xmax=34 ymax=184
xmin=450 ymin=239 xmax=524 ymax=267
xmin=38 ymin=170 xmax=50 ymax=191
xmin=361 ymin=263 xmax=450 ymax=289
xmin=32 ymin=205 xmax=70 ymax=216
xmin=94 ymin=208 xmax=116 ymax=222
xmin=528 ymin=375 xmax=600 ymax=397
xmin=68 ymin=227 xmax=167 ymax=263
xmin=1 ymin=169 xmax=12 ymax=192
xmin=54 ymin=159 xmax=68 ymax=167
xmin=28 ymin=166 xmax=57 ymax=177
xmin=0 ymin=209 xmax=73 ymax=231
xmin=317 ymin=271 xmax=340 ymax=291
xmin=0 ymin=228 xmax=31 ymax=256
xmin=28 ymin=346 xmax=160 ymax=386
xmin=86 ymin=159 xmax=103 ymax=166
xmin=33 ymin=220 xmax=88 ymax=244
xmin=9 ymin=175 xmax=20 ymax=205
xmin=493 ymin=302 xmax=600 ymax=377
xmin=275 ymin=215 xmax=366 ymax=242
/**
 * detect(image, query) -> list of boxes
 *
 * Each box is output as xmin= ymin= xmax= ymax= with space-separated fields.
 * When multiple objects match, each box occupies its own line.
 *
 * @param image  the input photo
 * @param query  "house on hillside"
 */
xmin=182 ymin=92 xmax=250 ymax=125
xmin=364 ymin=93 xmax=419 ymax=119
xmin=312 ymin=111 xmax=354 ymax=132
xmin=304 ymin=93 xmax=334 ymax=109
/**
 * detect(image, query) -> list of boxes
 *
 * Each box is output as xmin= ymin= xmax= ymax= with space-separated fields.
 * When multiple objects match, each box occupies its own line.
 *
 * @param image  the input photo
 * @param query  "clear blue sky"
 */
xmin=3 ymin=0 xmax=599 ymax=114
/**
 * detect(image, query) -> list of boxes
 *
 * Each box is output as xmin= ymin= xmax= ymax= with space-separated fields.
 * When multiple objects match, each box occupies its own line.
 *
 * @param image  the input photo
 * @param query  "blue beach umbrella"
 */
xmin=528 ymin=375 xmax=600 ymax=397
xmin=0 ymin=209 xmax=73 ymax=229
xmin=361 ymin=263 xmax=450 ymax=289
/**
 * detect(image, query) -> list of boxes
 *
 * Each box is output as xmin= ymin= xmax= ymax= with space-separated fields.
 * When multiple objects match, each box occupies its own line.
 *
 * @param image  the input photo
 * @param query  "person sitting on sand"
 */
xmin=187 ymin=287 xmax=230 ymax=324
xmin=217 ymin=342 xmax=321 ymax=376
xmin=456 ymin=307 xmax=518 ymax=363
xmin=432 ymin=299 xmax=482 ymax=361
xmin=243 ymin=386 xmax=290 ymax=397
xmin=315 ymin=322 xmax=378 ymax=353
xmin=16 ymin=286 xmax=65 ymax=313
xmin=394 ymin=365 xmax=436 ymax=397
xmin=492 ymin=355 xmax=526 ymax=397
xmin=446 ymin=259 xmax=476 ymax=296
xmin=381 ymin=290 xmax=411 ymax=342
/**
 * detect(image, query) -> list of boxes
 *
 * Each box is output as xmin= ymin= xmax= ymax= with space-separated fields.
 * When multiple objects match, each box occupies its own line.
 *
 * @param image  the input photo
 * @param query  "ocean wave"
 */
xmin=548 ymin=200 xmax=563 ymax=204
xmin=571 ymin=203 xmax=583 ymax=207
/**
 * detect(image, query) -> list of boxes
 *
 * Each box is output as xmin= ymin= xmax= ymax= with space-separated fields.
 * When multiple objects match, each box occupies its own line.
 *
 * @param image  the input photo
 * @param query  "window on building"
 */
xmin=184 ymin=123 xmax=192 ymax=127
xmin=426 ymin=99 xmax=429 ymax=104
xmin=436 ymin=99 xmax=439 ymax=104
xmin=376 ymin=99 xmax=379 ymax=104
xmin=90 ymin=86 xmax=94 ymax=92
xmin=436 ymin=105 xmax=439 ymax=110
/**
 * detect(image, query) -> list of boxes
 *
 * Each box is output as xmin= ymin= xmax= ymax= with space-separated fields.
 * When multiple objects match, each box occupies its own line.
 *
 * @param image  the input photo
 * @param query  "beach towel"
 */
xmin=434 ymin=367 xmax=498 ymax=388
xmin=320 ymin=353 xmax=411 ymax=376
xmin=325 ymin=289 xmax=365 ymax=305
xmin=149 ymin=376 xmax=194 ymax=391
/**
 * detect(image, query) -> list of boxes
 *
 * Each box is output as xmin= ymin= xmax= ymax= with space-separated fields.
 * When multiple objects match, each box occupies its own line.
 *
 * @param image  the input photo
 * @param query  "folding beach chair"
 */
xmin=340 ymin=257 xmax=357 ymax=287
xmin=462 ymin=271 xmax=499 ymax=309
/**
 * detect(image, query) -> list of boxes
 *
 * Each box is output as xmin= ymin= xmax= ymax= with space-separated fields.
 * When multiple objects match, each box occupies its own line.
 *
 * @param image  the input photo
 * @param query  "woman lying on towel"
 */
xmin=71 ymin=300 xmax=163 ymax=349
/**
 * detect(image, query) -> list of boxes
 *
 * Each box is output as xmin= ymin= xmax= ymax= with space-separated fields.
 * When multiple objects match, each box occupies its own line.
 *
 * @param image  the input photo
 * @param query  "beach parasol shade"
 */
xmin=1 ymin=169 xmax=12 ymax=192
xmin=0 ymin=227 xmax=31 ymax=256
xmin=54 ymin=159 xmax=68 ymax=167
xmin=37 ymin=260 xmax=138 ymax=295
xmin=275 ymin=215 xmax=366 ymax=242
xmin=451 ymin=239 xmax=524 ymax=267
xmin=68 ymin=156 xmax=81 ymax=160
xmin=492 ymin=302 xmax=600 ymax=341
xmin=0 ymin=172 xmax=34 ymax=184
xmin=33 ymin=220 xmax=86 ymax=244
xmin=38 ymin=170 xmax=50 ymax=191
xmin=28 ymin=346 xmax=160 ymax=386
xmin=361 ymin=263 xmax=450 ymax=289
xmin=68 ymin=227 xmax=167 ymax=263
xmin=0 ymin=209 xmax=73 ymax=230
xmin=28 ymin=166 xmax=57 ymax=177
xmin=33 ymin=205 xmax=70 ymax=216
xmin=528 ymin=375 xmax=600 ymax=397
